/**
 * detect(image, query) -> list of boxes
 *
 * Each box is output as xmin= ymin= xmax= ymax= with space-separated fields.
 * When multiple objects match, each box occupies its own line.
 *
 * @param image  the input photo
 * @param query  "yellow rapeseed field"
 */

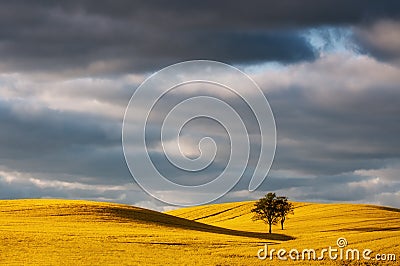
xmin=0 ymin=199 xmax=399 ymax=265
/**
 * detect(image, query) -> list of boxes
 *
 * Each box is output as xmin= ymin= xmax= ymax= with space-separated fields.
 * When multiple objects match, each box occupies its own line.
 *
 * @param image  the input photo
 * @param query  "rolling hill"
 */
xmin=0 ymin=199 xmax=399 ymax=265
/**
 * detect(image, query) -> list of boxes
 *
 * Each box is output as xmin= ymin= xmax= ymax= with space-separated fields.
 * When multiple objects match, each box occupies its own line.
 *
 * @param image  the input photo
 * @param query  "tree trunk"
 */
xmin=281 ymin=219 xmax=284 ymax=230
xmin=268 ymin=222 xmax=272 ymax=234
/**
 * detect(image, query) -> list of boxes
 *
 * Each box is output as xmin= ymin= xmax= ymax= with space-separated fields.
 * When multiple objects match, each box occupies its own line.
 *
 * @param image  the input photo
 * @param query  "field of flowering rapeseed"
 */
xmin=0 ymin=199 xmax=398 ymax=265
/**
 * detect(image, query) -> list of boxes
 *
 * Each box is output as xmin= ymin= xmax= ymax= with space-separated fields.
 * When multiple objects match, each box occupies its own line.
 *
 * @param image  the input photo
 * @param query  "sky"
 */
xmin=0 ymin=1 xmax=400 ymax=210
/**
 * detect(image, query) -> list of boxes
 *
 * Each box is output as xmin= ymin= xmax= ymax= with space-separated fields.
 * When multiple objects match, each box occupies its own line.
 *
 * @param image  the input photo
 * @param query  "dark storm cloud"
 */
xmin=1 ymin=0 xmax=399 ymax=75
xmin=44 ymin=0 xmax=400 ymax=27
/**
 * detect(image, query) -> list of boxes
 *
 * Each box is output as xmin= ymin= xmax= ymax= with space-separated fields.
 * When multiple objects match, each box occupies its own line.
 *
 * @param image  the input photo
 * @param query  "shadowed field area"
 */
xmin=0 ymin=199 xmax=399 ymax=265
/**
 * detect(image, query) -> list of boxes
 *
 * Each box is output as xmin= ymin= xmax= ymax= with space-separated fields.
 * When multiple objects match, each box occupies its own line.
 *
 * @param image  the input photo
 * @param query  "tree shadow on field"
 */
xmin=96 ymin=205 xmax=295 ymax=241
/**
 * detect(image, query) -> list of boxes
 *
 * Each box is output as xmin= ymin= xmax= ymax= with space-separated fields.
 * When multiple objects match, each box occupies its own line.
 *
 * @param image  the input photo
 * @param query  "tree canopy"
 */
xmin=251 ymin=193 xmax=294 ymax=233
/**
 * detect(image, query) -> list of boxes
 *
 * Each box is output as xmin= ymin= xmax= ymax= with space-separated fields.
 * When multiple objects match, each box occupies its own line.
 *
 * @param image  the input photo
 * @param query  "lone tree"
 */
xmin=251 ymin=193 xmax=294 ymax=233
xmin=276 ymin=196 xmax=294 ymax=230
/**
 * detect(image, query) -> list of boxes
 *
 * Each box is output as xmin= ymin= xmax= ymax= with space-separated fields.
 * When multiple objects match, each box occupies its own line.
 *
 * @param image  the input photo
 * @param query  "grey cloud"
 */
xmin=254 ymin=55 xmax=400 ymax=176
xmin=1 ymin=53 xmax=399 ymax=207
xmin=214 ymin=170 xmax=400 ymax=208
xmin=0 ymin=99 xmax=118 ymax=154
xmin=354 ymin=20 xmax=400 ymax=64
xmin=241 ymin=171 xmax=400 ymax=205
xmin=284 ymin=176 xmax=400 ymax=204
xmin=0 ymin=99 xmax=132 ymax=184
xmin=375 ymin=192 xmax=400 ymax=208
